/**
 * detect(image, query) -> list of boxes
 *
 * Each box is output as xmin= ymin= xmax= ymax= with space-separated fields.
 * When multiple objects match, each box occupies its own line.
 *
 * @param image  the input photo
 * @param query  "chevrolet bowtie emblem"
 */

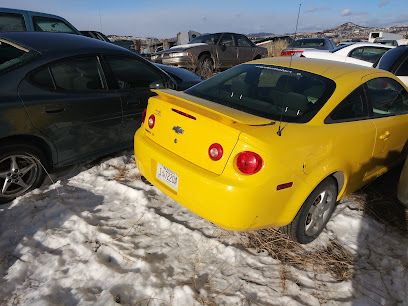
xmin=172 ymin=126 xmax=184 ymax=134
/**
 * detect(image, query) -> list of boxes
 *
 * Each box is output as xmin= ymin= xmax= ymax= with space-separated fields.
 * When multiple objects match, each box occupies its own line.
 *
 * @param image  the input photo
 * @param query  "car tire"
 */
xmin=0 ymin=144 xmax=47 ymax=204
xmin=281 ymin=177 xmax=338 ymax=244
xmin=196 ymin=54 xmax=214 ymax=79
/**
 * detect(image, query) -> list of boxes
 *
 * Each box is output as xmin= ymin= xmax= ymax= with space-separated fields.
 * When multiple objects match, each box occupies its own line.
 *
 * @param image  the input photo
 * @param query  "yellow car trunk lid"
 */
xmin=143 ymin=90 xmax=272 ymax=175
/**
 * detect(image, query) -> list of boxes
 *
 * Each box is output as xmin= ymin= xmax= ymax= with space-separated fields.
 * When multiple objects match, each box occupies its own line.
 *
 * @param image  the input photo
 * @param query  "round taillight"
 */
xmin=148 ymin=114 xmax=155 ymax=129
xmin=236 ymin=151 xmax=263 ymax=174
xmin=141 ymin=108 xmax=147 ymax=124
xmin=208 ymin=143 xmax=223 ymax=161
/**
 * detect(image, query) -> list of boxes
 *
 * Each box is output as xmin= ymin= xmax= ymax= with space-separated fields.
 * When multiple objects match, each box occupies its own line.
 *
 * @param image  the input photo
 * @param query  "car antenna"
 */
xmin=277 ymin=1 xmax=302 ymax=136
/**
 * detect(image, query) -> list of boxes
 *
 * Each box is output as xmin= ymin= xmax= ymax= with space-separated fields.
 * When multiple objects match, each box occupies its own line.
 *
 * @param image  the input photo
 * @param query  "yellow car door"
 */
xmin=364 ymin=76 xmax=408 ymax=179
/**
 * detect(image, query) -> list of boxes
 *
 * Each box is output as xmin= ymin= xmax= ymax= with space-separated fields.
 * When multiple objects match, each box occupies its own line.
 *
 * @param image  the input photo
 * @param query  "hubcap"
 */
xmin=304 ymin=190 xmax=335 ymax=236
xmin=0 ymin=154 xmax=39 ymax=198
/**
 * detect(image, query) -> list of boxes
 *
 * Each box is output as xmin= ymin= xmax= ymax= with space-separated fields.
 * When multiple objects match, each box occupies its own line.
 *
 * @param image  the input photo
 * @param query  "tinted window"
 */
xmin=33 ymin=16 xmax=76 ymax=33
xmin=290 ymin=39 xmax=325 ymax=49
xmin=376 ymin=47 xmax=408 ymax=72
xmin=219 ymin=34 xmax=235 ymax=47
xmin=236 ymin=35 xmax=253 ymax=47
xmin=0 ymin=13 xmax=26 ymax=31
xmin=0 ymin=40 xmax=36 ymax=73
xmin=105 ymin=56 xmax=165 ymax=89
xmin=50 ymin=57 xmax=104 ymax=91
xmin=30 ymin=67 xmax=54 ymax=89
xmin=329 ymin=87 xmax=368 ymax=122
xmin=396 ymin=55 xmax=408 ymax=76
xmin=349 ymin=47 xmax=389 ymax=63
xmin=189 ymin=34 xmax=221 ymax=45
xmin=186 ymin=64 xmax=336 ymax=123
xmin=366 ymin=77 xmax=408 ymax=116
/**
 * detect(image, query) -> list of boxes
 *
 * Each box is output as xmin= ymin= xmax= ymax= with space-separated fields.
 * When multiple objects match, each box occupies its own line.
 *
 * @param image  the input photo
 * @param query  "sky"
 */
xmin=2 ymin=0 xmax=408 ymax=37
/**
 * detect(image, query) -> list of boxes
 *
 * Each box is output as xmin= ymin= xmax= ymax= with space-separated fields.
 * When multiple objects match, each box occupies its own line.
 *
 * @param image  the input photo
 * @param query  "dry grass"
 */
xmin=243 ymin=228 xmax=354 ymax=281
xmin=261 ymin=39 xmax=289 ymax=57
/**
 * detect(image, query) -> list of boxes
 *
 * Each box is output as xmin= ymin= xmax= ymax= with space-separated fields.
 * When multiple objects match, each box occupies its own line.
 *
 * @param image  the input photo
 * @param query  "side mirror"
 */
xmin=220 ymin=44 xmax=227 ymax=51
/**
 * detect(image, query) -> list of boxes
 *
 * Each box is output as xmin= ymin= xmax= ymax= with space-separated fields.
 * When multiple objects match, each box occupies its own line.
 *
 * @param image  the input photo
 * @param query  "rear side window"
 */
xmin=236 ymin=35 xmax=253 ymax=47
xmin=30 ymin=67 xmax=54 ymax=89
xmin=0 ymin=13 xmax=26 ymax=31
xmin=105 ymin=56 xmax=165 ymax=90
xmin=49 ymin=57 xmax=104 ymax=91
xmin=366 ymin=77 xmax=408 ymax=116
xmin=349 ymin=47 xmax=389 ymax=63
xmin=0 ymin=40 xmax=36 ymax=73
xmin=32 ymin=16 xmax=76 ymax=33
xmin=328 ymin=86 xmax=368 ymax=122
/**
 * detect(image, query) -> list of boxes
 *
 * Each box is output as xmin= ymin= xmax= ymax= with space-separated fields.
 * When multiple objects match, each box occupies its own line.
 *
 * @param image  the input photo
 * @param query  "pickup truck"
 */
xmin=0 ymin=7 xmax=80 ymax=34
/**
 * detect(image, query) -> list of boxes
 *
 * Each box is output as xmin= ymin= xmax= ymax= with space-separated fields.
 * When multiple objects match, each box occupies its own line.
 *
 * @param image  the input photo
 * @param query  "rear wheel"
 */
xmin=196 ymin=54 xmax=214 ymax=79
xmin=0 ymin=144 xmax=47 ymax=204
xmin=281 ymin=177 xmax=337 ymax=244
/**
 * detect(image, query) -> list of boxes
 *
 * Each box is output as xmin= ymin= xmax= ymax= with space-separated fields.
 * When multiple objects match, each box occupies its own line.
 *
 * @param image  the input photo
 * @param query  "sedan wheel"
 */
xmin=0 ymin=145 xmax=46 ymax=204
xmin=281 ymin=177 xmax=338 ymax=244
xmin=304 ymin=190 xmax=335 ymax=236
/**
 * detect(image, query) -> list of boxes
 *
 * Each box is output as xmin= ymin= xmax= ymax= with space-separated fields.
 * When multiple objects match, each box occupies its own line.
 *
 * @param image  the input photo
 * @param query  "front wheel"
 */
xmin=0 ymin=144 xmax=47 ymax=204
xmin=196 ymin=55 xmax=214 ymax=79
xmin=281 ymin=177 xmax=338 ymax=244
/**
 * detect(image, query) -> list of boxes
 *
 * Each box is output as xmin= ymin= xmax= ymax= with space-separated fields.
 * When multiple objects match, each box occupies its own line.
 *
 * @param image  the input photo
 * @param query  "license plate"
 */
xmin=156 ymin=163 xmax=179 ymax=192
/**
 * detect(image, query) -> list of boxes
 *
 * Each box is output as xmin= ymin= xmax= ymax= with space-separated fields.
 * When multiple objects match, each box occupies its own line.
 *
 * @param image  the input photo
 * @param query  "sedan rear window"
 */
xmin=0 ymin=40 xmax=37 ymax=74
xmin=290 ymin=39 xmax=326 ymax=49
xmin=186 ymin=64 xmax=336 ymax=123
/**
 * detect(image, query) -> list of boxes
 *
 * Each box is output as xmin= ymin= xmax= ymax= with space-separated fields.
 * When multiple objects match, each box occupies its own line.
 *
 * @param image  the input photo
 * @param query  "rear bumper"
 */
xmin=134 ymin=129 xmax=305 ymax=230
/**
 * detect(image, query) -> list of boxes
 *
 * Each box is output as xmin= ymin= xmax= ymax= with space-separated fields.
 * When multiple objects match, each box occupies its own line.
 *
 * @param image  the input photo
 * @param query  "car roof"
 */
xmin=346 ymin=42 xmax=394 ymax=48
xmin=0 ymin=32 xmax=130 ymax=56
xmin=0 ymin=7 xmax=66 ymax=19
xmin=250 ymin=57 xmax=382 ymax=80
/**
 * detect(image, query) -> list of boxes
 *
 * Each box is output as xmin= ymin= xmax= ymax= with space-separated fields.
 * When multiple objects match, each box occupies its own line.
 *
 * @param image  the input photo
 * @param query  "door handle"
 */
xmin=44 ymin=106 xmax=65 ymax=114
xmin=379 ymin=131 xmax=391 ymax=140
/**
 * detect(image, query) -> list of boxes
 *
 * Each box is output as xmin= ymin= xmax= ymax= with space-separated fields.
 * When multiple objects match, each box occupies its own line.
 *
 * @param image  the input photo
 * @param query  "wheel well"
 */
xmin=331 ymin=171 xmax=345 ymax=195
xmin=198 ymin=51 xmax=212 ymax=61
xmin=0 ymin=135 xmax=55 ymax=169
xmin=253 ymin=54 xmax=262 ymax=60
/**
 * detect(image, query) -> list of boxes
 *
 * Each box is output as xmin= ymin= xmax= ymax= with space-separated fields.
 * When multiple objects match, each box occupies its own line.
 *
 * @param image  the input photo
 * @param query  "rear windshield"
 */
xmin=185 ymin=64 xmax=336 ymax=123
xmin=290 ymin=39 xmax=326 ymax=49
xmin=0 ymin=40 xmax=37 ymax=74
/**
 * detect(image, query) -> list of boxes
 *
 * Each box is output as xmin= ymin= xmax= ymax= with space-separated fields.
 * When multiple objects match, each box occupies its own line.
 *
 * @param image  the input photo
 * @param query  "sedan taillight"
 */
xmin=236 ymin=151 xmax=263 ymax=174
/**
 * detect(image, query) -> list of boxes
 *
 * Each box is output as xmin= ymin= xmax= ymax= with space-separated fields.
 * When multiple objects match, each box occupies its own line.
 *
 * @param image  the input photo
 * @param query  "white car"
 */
xmin=301 ymin=42 xmax=394 ymax=67
xmin=398 ymin=157 xmax=408 ymax=207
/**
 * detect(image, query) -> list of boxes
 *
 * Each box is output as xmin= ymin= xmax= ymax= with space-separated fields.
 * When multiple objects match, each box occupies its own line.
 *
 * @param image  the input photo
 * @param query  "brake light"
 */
xmin=280 ymin=49 xmax=304 ymax=56
xmin=208 ymin=143 xmax=223 ymax=161
xmin=141 ymin=108 xmax=147 ymax=124
xmin=236 ymin=151 xmax=263 ymax=174
xmin=148 ymin=114 xmax=155 ymax=129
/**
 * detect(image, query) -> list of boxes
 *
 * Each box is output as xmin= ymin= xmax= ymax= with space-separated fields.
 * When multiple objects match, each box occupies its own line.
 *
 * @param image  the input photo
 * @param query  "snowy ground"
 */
xmin=0 ymin=152 xmax=407 ymax=306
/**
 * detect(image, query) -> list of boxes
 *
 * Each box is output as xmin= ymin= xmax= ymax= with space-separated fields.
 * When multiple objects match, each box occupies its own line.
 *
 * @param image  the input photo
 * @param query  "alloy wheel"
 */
xmin=0 ymin=154 xmax=40 ymax=199
xmin=304 ymin=190 xmax=335 ymax=236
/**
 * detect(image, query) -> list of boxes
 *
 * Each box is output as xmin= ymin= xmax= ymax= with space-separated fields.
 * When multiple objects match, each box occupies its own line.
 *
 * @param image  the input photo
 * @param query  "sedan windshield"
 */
xmin=185 ymin=64 xmax=336 ymax=123
xmin=189 ymin=34 xmax=221 ymax=45
xmin=0 ymin=40 xmax=37 ymax=74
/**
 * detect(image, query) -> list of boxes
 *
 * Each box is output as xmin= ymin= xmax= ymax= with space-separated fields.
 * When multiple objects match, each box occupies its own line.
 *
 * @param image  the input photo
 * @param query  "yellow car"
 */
xmin=134 ymin=58 xmax=408 ymax=243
